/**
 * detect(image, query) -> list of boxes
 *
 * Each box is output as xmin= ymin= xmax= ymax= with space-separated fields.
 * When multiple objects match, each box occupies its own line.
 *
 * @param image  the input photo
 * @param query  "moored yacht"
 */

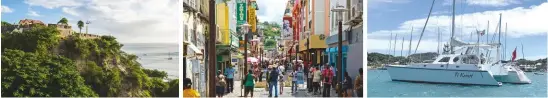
xmin=386 ymin=0 xmax=530 ymax=86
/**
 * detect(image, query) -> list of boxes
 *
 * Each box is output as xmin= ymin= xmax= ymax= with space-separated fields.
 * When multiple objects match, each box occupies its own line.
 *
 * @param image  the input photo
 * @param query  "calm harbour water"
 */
xmin=121 ymin=43 xmax=179 ymax=79
xmin=368 ymin=70 xmax=547 ymax=97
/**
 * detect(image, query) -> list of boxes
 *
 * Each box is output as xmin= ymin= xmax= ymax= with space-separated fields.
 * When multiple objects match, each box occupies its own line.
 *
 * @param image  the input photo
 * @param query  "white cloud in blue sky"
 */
xmin=2 ymin=5 xmax=14 ymax=13
xmin=442 ymin=0 xmax=521 ymax=7
xmin=2 ymin=0 xmax=179 ymax=44
xmin=368 ymin=0 xmax=548 ymax=60
xmin=257 ymin=0 xmax=288 ymax=25
xmin=27 ymin=8 xmax=41 ymax=17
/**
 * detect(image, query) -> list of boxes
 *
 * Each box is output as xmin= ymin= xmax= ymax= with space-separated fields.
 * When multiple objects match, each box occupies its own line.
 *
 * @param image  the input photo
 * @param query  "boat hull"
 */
xmin=387 ymin=66 xmax=501 ymax=86
xmin=494 ymin=71 xmax=531 ymax=84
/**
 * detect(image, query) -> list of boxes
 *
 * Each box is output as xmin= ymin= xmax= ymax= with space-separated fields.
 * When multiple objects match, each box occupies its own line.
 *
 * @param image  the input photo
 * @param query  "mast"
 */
xmin=401 ymin=37 xmax=405 ymax=56
xmin=437 ymin=27 xmax=440 ymax=54
xmin=497 ymin=13 xmax=501 ymax=63
xmin=394 ymin=34 xmax=398 ymax=56
xmin=505 ymin=22 xmax=508 ymax=60
xmin=477 ymin=30 xmax=480 ymax=59
xmin=389 ymin=32 xmax=392 ymax=55
xmin=450 ymin=0 xmax=455 ymax=54
xmin=521 ymin=42 xmax=525 ymax=60
xmin=486 ymin=21 xmax=489 ymax=44
xmin=409 ymin=27 xmax=413 ymax=56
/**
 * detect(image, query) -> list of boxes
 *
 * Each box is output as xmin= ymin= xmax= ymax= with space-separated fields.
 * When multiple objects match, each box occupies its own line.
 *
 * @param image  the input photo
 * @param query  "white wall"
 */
xmin=329 ymin=0 xmax=349 ymax=36
xmin=314 ymin=0 xmax=326 ymax=35
xmin=346 ymin=27 xmax=363 ymax=79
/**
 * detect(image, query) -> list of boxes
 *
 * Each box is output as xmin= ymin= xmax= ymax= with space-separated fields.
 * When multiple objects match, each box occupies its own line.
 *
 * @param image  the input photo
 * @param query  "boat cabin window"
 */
xmin=452 ymin=57 xmax=460 ymax=62
xmin=438 ymin=57 xmax=451 ymax=62
xmin=462 ymin=55 xmax=479 ymax=64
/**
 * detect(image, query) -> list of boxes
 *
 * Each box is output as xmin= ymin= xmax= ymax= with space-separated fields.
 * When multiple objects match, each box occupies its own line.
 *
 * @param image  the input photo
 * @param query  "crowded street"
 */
xmin=183 ymin=0 xmax=363 ymax=97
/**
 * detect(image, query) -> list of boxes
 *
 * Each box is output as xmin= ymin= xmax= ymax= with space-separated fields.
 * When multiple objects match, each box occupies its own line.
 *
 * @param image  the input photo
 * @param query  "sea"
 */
xmin=121 ymin=43 xmax=179 ymax=79
xmin=368 ymin=70 xmax=547 ymax=97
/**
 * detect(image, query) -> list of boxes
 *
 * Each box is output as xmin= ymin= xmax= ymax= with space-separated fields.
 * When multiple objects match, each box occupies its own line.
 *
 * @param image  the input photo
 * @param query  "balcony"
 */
xmin=183 ymin=0 xmax=197 ymax=12
xmin=345 ymin=0 xmax=363 ymax=26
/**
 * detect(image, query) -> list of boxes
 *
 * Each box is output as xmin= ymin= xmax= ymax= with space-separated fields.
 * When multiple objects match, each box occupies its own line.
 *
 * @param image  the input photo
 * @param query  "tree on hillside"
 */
xmin=2 ymin=21 xmax=12 ymax=27
xmin=58 ymin=17 xmax=68 ymax=24
xmin=1 ymin=49 xmax=98 ymax=97
xmin=1 ymin=25 xmax=60 ymax=53
xmin=78 ymin=20 xmax=84 ymax=33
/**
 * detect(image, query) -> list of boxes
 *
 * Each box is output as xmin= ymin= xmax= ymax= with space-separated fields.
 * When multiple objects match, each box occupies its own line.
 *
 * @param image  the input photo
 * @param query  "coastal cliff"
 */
xmin=1 ymin=24 xmax=178 ymax=97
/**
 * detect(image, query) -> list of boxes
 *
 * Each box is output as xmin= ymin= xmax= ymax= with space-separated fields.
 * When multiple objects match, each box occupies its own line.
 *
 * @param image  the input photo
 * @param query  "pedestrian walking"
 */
xmin=342 ymin=71 xmax=353 ymax=97
xmin=279 ymin=71 xmax=286 ymax=95
xmin=243 ymin=70 xmax=255 ymax=97
xmin=307 ymin=67 xmax=314 ymax=93
xmin=355 ymin=68 xmax=363 ymax=97
xmin=260 ymin=66 xmax=265 ymax=82
xmin=322 ymin=64 xmax=334 ymax=97
xmin=183 ymin=78 xmax=200 ymax=97
xmin=291 ymin=70 xmax=298 ymax=94
xmin=225 ymin=65 xmax=235 ymax=93
xmin=312 ymin=66 xmax=322 ymax=95
xmin=216 ymin=70 xmax=226 ymax=97
xmin=278 ymin=64 xmax=286 ymax=95
xmin=330 ymin=64 xmax=337 ymax=89
xmin=268 ymin=67 xmax=279 ymax=97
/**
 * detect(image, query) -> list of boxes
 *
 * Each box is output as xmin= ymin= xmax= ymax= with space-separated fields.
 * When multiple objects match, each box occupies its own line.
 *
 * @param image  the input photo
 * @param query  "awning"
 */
xmin=183 ymin=41 xmax=202 ymax=55
xmin=327 ymin=46 xmax=348 ymax=53
xmin=298 ymin=34 xmax=328 ymax=52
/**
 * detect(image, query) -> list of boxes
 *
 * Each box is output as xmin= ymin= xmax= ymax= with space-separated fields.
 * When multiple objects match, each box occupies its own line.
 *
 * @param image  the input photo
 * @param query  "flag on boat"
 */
xmin=477 ymin=30 xmax=485 ymax=36
xmin=512 ymin=47 xmax=517 ymax=62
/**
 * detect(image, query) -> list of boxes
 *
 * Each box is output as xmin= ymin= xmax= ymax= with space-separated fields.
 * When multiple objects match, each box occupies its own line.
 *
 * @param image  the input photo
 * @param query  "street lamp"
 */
xmin=331 ymin=4 xmax=347 ymax=97
xmin=240 ymin=23 xmax=251 ymax=73
xmin=239 ymin=23 xmax=250 ymax=97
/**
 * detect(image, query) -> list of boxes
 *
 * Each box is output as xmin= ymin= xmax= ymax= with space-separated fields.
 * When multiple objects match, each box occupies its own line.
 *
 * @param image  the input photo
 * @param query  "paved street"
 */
xmin=225 ymin=80 xmax=337 ymax=97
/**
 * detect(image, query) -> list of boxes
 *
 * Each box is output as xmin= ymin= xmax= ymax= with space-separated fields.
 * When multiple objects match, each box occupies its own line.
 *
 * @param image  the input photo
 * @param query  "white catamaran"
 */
xmin=386 ymin=0 xmax=531 ymax=86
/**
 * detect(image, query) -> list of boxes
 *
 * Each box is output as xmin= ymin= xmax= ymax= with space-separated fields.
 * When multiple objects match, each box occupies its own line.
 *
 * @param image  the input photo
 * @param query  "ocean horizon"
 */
xmin=121 ymin=43 xmax=179 ymax=79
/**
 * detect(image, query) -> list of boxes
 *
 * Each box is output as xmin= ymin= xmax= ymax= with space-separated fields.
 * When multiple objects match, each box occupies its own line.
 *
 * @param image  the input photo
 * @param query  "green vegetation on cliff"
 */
xmin=1 ymin=24 xmax=178 ymax=97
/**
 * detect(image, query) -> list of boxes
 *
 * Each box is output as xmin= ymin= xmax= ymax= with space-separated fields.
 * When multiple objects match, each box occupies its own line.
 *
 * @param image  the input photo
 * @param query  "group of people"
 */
xmin=305 ymin=63 xmax=363 ymax=97
xmin=183 ymin=61 xmax=363 ymax=97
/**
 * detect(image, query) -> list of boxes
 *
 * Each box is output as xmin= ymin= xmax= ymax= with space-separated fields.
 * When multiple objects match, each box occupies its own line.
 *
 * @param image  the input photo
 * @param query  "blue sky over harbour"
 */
xmin=367 ymin=0 xmax=548 ymax=60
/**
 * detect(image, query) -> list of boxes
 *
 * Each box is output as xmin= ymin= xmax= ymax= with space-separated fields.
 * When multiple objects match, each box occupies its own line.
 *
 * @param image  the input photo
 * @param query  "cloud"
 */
xmin=257 ymin=0 xmax=288 ymax=24
xmin=442 ymin=0 xmax=521 ymax=7
xmin=2 ymin=5 xmax=14 ymax=13
xmin=368 ymin=37 xmax=446 ymax=55
xmin=369 ymin=0 xmax=411 ymax=4
xmin=24 ymin=0 xmax=83 ymax=9
xmin=432 ymin=11 xmax=450 ymax=15
xmin=371 ymin=2 xmax=548 ymax=40
xmin=369 ymin=0 xmax=411 ymax=9
xmin=62 ymin=7 xmax=79 ymax=16
xmin=26 ymin=0 xmax=179 ymax=43
xmin=369 ymin=2 xmax=548 ymax=54
xmin=27 ymin=9 xmax=41 ymax=17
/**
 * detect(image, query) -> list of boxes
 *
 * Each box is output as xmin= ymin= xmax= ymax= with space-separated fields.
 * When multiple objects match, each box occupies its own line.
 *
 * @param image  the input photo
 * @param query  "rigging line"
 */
xmin=414 ymin=0 xmax=436 ymax=54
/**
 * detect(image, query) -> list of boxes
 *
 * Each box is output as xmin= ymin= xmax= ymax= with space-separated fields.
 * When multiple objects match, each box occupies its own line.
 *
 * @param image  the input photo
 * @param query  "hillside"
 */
xmin=1 ymin=25 xmax=178 ymax=97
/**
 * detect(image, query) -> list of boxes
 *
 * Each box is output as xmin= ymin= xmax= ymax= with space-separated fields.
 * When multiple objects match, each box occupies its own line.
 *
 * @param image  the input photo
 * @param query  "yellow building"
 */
xmin=216 ymin=2 xmax=230 ymax=45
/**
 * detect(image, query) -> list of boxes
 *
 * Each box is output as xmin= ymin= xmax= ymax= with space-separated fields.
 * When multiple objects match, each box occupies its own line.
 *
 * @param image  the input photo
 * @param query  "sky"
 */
xmin=1 ymin=0 xmax=179 ymax=44
xmin=368 ymin=0 xmax=548 ymax=60
xmin=256 ymin=0 xmax=288 ymax=25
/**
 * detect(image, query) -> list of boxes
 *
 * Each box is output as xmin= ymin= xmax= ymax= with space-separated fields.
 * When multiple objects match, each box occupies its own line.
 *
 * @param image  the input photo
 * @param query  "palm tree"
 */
xmin=77 ymin=20 xmax=84 ymax=33
xmin=58 ymin=17 xmax=68 ymax=24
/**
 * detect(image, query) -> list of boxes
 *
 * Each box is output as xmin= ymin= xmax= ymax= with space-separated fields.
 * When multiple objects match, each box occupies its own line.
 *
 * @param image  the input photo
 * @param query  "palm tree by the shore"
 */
xmin=77 ymin=20 xmax=84 ymax=33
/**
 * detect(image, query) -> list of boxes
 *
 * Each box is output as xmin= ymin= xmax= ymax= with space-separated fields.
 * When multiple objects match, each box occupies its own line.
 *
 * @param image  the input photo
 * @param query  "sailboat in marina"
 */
xmin=386 ymin=0 xmax=531 ymax=86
